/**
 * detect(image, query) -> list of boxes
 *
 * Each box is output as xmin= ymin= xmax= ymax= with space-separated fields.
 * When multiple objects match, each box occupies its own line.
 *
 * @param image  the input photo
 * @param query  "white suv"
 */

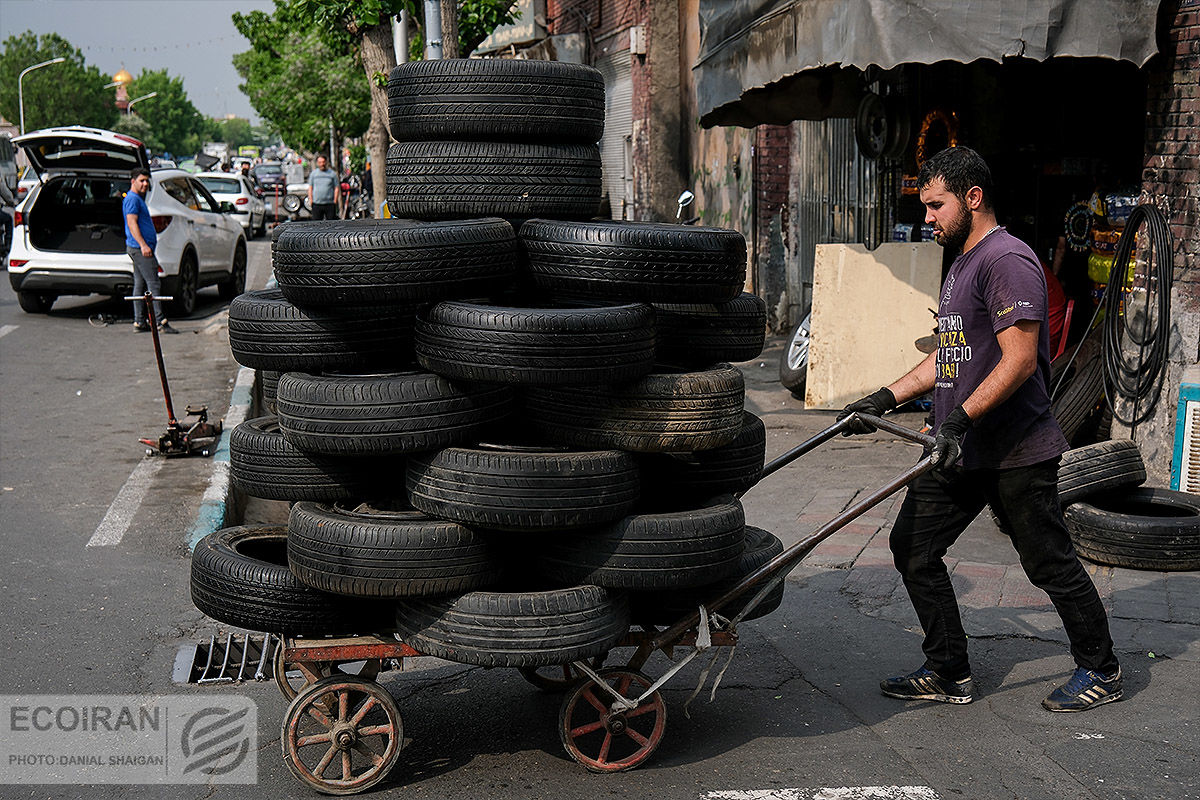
xmin=8 ymin=126 xmax=247 ymax=316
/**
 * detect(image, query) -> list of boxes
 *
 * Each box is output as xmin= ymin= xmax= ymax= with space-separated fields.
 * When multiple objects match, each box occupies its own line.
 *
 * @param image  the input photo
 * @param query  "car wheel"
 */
xmin=243 ymin=223 xmax=254 ymax=241
xmin=17 ymin=291 xmax=55 ymax=314
xmin=778 ymin=312 xmax=811 ymax=399
xmin=255 ymin=213 xmax=266 ymax=237
xmin=219 ymin=241 xmax=247 ymax=301
xmin=172 ymin=251 xmax=198 ymax=318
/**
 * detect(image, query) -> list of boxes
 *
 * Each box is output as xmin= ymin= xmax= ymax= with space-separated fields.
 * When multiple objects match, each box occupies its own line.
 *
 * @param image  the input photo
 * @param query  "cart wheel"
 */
xmin=282 ymin=676 xmax=402 ymax=795
xmin=274 ymin=648 xmax=382 ymax=701
xmin=518 ymin=655 xmax=606 ymax=693
xmin=559 ymin=668 xmax=666 ymax=773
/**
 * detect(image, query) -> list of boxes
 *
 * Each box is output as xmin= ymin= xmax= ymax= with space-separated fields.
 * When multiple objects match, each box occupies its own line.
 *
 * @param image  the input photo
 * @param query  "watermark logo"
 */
xmin=1 ymin=695 xmax=256 ymax=785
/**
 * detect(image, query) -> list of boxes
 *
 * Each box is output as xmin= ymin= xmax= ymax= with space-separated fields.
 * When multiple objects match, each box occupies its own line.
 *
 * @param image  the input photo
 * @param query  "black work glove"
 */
xmin=837 ymin=387 xmax=897 ymax=434
xmin=930 ymin=405 xmax=972 ymax=470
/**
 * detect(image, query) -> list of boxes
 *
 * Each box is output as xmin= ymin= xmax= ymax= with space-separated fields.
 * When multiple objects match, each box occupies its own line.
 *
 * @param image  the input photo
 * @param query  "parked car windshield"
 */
xmin=197 ymin=176 xmax=243 ymax=194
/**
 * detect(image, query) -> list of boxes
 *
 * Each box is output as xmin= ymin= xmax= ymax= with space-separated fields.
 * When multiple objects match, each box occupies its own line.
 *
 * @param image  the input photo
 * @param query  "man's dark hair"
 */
xmin=917 ymin=146 xmax=993 ymax=209
xmin=130 ymin=167 xmax=150 ymax=180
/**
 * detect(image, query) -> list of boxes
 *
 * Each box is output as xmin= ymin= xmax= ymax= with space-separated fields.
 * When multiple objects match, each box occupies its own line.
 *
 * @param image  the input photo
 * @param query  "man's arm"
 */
xmin=961 ymin=319 xmax=1039 ymax=420
xmin=125 ymin=212 xmax=152 ymax=257
xmin=886 ymin=352 xmax=937 ymax=405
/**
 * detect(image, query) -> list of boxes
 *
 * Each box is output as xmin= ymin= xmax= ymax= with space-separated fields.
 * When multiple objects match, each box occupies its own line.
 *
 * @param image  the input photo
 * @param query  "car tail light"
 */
xmin=236 ymin=197 xmax=249 ymax=205
xmin=151 ymin=215 xmax=172 ymax=233
xmin=9 ymin=259 xmax=28 ymax=268
xmin=13 ymin=210 xmax=23 ymax=226
xmin=113 ymin=133 xmax=144 ymax=147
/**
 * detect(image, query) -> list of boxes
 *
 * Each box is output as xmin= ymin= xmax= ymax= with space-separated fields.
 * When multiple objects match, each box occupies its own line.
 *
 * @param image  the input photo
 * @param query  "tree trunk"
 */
xmin=440 ymin=0 xmax=460 ymax=58
xmin=359 ymin=23 xmax=396 ymax=213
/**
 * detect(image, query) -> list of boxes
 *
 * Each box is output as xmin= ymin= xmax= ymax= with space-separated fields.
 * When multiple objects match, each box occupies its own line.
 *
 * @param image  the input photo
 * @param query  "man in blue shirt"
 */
xmin=307 ymin=155 xmax=340 ymax=221
xmin=123 ymin=168 xmax=177 ymax=333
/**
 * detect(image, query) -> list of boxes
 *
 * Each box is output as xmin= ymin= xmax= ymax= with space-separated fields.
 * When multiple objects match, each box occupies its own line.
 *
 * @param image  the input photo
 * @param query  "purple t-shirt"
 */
xmin=933 ymin=228 xmax=1068 ymax=469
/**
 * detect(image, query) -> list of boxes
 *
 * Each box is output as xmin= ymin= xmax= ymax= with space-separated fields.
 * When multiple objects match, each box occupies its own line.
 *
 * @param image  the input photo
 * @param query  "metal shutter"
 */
xmin=596 ymin=49 xmax=633 ymax=220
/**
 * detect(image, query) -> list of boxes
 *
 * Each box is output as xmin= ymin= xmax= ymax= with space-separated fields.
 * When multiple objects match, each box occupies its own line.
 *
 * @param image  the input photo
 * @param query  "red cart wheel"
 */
xmin=559 ymin=668 xmax=666 ymax=772
xmin=282 ymin=676 xmax=402 ymax=795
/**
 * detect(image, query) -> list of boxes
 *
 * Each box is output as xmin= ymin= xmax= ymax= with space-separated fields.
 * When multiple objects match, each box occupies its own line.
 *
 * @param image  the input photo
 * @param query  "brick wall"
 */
xmin=753 ymin=125 xmax=792 ymax=323
xmin=546 ymin=0 xmax=639 ymax=37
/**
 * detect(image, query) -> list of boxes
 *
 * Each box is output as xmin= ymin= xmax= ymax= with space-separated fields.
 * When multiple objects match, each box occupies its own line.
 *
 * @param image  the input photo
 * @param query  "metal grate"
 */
xmin=173 ymin=633 xmax=277 ymax=685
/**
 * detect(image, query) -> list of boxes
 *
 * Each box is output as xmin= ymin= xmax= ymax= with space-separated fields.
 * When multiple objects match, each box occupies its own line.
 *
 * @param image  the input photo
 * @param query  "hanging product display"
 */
xmin=1063 ymin=203 xmax=1092 ymax=252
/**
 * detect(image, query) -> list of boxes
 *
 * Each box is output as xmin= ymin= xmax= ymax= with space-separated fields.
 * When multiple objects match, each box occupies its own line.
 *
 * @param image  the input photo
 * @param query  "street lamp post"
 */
xmin=18 ymin=57 xmax=66 ymax=135
xmin=126 ymin=92 xmax=158 ymax=114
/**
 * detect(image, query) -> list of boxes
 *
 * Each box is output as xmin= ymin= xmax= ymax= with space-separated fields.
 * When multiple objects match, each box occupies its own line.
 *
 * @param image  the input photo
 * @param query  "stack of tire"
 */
xmin=190 ymin=58 xmax=782 ymax=670
xmin=1056 ymin=440 xmax=1200 ymax=571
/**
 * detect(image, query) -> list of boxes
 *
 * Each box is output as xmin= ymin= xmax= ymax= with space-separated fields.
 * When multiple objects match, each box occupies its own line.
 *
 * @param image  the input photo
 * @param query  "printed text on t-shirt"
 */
xmin=935 ymin=313 xmax=971 ymax=387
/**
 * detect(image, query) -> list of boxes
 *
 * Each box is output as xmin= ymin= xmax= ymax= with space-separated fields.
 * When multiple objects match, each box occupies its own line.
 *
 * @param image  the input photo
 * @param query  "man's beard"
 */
xmin=937 ymin=204 xmax=973 ymax=251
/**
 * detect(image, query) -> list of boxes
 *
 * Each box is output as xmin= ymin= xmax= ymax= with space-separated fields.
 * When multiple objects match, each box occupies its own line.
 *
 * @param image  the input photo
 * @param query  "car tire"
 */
xmin=778 ymin=312 xmax=811 ymax=399
xmin=191 ymin=525 xmax=391 ymax=635
xmin=653 ymin=293 xmax=767 ymax=367
xmin=629 ymin=526 xmax=785 ymax=625
xmin=1057 ymin=440 xmax=1147 ymax=506
xmin=639 ymin=412 xmax=765 ymax=502
xmin=530 ymin=496 xmax=747 ymax=590
xmin=415 ymin=300 xmax=656 ymax=385
xmin=386 ymin=141 xmax=601 ymax=221
xmin=171 ymin=250 xmax=198 ymax=318
xmin=219 ymin=241 xmax=247 ymax=301
xmin=524 ymin=364 xmax=746 ymax=453
xmin=258 ymin=369 xmax=280 ymax=414
xmin=519 ymin=219 xmax=747 ymax=303
xmin=406 ymin=444 xmax=640 ymax=531
xmin=276 ymin=370 xmax=515 ymax=455
xmin=387 ymin=59 xmax=605 ymax=144
xmin=1064 ymin=487 xmax=1200 ymax=571
xmin=393 ymin=585 xmax=630 ymax=668
xmin=17 ymin=291 xmax=55 ymax=314
xmin=228 ymin=289 xmax=417 ymax=372
xmin=229 ymin=416 xmax=404 ymax=502
xmin=287 ymin=501 xmax=502 ymax=598
xmin=271 ymin=218 xmax=517 ymax=306
xmin=1050 ymin=347 xmax=1104 ymax=445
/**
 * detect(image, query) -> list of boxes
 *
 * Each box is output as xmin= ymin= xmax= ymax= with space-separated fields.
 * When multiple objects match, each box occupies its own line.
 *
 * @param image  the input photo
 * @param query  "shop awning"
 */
xmin=696 ymin=0 xmax=1163 ymax=128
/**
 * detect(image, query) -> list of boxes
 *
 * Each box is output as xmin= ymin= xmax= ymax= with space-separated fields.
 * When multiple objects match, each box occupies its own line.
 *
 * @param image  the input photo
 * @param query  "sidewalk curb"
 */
xmin=186 ymin=365 xmax=257 ymax=551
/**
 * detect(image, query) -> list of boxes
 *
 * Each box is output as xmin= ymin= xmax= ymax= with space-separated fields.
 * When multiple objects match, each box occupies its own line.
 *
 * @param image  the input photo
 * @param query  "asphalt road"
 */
xmin=0 ymin=237 xmax=1196 ymax=800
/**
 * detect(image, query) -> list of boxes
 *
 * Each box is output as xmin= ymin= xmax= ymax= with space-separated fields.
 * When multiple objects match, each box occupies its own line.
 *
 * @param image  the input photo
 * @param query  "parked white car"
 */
xmin=196 ymin=172 xmax=266 ymax=239
xmin=8 ymin=126 xmax=246 ymax=316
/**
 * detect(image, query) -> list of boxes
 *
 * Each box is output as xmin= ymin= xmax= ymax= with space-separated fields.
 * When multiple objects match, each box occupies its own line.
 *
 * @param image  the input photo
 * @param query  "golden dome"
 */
xmin=113 ymin=68 xmax=133 ymax=85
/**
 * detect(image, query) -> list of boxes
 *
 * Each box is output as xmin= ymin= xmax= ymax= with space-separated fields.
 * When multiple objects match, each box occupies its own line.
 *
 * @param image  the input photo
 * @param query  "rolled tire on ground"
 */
xmin=271 ymin=218 xmax=518 ymax=306
xmin=639 ymin=412 xmax=765 ymax=503
xmin=393 ymin=585 xmax=629 ymax=668
xmin=287 ymin=501 xmax=501 ymax=598
xmin=1064 ymin=488 xmax=1200 ymax=571
xmin=530 ymin=496 xmax=747 ymax=590
xmin=228 ymin=289 xmax=417 ymax=372
xmin=406 ymin=445 xmax=640 ymax=531
xmin=629 ymin=526 xmax=785 ymax=625
xmin=258 ymin=369 xmax=280 ymax=415
xmin=1057 ymin=440 xmax=1147 ymax=506
xmin=191 ymin=525 xmax=390 ymax=635
xmin=1050 ymin=350 xmax=1104 ymax=445
xmin=229 ymin=417 xmax=404 ymax=502
xmin=386 ymin=141 xmax=601 ymax=221
xmin=519 ymin=219 xmax=747 ymax=303
xmin=415 ymin=301 xmax=655 ymax=385
xmin=276 ymin=371 xmax=515 ymax=456
xmin=652 ymin=293 xmax=766 ymax=367
xmin=387 ymin=59 xmax=604 ymax=144
xmin=524 ymin=364 xmax=745 ymax=452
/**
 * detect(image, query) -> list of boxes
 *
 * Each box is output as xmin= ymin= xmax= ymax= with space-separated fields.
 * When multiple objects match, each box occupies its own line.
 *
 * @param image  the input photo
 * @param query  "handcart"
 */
xmin=273 ymin=413 xmax=934 ymax=794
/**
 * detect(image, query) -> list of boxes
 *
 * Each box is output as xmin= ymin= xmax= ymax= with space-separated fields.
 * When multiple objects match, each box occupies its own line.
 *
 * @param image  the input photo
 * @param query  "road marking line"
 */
xmin=87 ymin=458 xmax=165 ymax=547
xmin=0 ymin=325 xmax=17 ymax=338
xmin=187 ymin=365 xmax=256 ymax=551
xmin=706 ymin=788 xmax=940 ymax=800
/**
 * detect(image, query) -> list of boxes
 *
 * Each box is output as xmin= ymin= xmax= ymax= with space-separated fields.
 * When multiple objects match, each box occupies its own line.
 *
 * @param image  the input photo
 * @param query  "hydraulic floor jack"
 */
xmin=128 ymin=291 xmax=222 ymax=457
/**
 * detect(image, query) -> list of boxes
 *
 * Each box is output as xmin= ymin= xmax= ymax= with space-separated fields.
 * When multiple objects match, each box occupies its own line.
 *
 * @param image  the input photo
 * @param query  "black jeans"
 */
xmin=310 ymin=202 xmax=338 ymax=220
xmin=890 ymin=458 xmax=1118 ymax=680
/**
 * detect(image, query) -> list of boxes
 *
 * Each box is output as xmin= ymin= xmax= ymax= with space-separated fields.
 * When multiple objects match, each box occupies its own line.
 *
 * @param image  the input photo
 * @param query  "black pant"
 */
xmin=890 ymin=458 xmax=1118 ymax=680
xmin=311 ymin=202 xmax=338 ymax=220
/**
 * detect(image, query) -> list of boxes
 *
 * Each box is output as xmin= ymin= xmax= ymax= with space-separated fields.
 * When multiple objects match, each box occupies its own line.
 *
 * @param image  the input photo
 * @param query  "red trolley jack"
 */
xmin=128 ymin=291 xmax=222 ymax=457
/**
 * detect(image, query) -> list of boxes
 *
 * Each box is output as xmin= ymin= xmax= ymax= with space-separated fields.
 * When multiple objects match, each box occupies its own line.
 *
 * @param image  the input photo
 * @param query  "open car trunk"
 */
xmin=28 ymin=176 xmax=127 ymax=254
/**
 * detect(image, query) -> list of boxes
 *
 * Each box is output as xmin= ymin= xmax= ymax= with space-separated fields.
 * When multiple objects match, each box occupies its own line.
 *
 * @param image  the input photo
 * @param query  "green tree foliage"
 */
xmin=232 ymin=3 xmax=370 ymax=155
xmin=126 ymin=69 xmax=207 ymax=157
xmin=113 ymin=114 xmax=162 ymax=153
xmin=214 ymin=117 xmax=255 ymax=149
xmin=0 ymin=31 xmax=117 ymax=132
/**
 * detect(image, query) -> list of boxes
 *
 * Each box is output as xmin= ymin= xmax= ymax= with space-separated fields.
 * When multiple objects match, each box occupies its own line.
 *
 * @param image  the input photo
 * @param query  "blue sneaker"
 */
xmin=1042 ymin=667 xmax=1123 ymax=712
xmin=880 ymin=666 xmax=974 ymax=704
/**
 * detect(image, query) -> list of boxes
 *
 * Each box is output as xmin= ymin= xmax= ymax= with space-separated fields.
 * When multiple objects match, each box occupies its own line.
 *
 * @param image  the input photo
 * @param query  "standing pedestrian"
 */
xmin=123 ymin=168 xmax=177 ymax=333
xmin=838 ymin=146 xmax=1119 ymax=712
xmin=308 ymin=155 xmax=339 ymax=220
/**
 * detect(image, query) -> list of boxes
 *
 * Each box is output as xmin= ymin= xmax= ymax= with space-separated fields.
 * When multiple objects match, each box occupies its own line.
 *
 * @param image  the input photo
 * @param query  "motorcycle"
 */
xmin=341 ymin=174 xmax=371 ymax=219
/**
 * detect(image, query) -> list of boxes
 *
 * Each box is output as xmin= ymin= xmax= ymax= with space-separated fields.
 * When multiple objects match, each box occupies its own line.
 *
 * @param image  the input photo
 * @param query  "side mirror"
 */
xmin=219 ymin=201 xmax=235 ymax=213
xmin=676 ymin=190 xmax=695 ymax=219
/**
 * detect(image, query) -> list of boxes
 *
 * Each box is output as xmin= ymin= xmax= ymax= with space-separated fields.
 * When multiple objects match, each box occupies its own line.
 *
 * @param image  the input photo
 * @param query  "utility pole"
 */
xmin=392 ymin=9 xmax=410 ymax=66
xmin=440 ymin=0 xmax=460 ymax=59
xmin=424 ymin=0 xmax=443 ymax=59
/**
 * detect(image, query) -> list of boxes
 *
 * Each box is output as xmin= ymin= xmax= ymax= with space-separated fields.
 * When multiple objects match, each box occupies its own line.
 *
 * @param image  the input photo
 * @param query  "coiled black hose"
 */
xmin=1100 ymin=204 xmax=1173 ymax=426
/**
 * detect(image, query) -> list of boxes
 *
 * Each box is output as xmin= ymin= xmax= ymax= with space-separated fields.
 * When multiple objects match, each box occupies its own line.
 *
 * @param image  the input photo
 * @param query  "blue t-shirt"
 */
xmin=933 ymin=227 xmax=1068 ymax=469
xmin=122 ymin=190 xmax=156 ymax=249
xmin=309 ymin=168 xmax=337 ymax=205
